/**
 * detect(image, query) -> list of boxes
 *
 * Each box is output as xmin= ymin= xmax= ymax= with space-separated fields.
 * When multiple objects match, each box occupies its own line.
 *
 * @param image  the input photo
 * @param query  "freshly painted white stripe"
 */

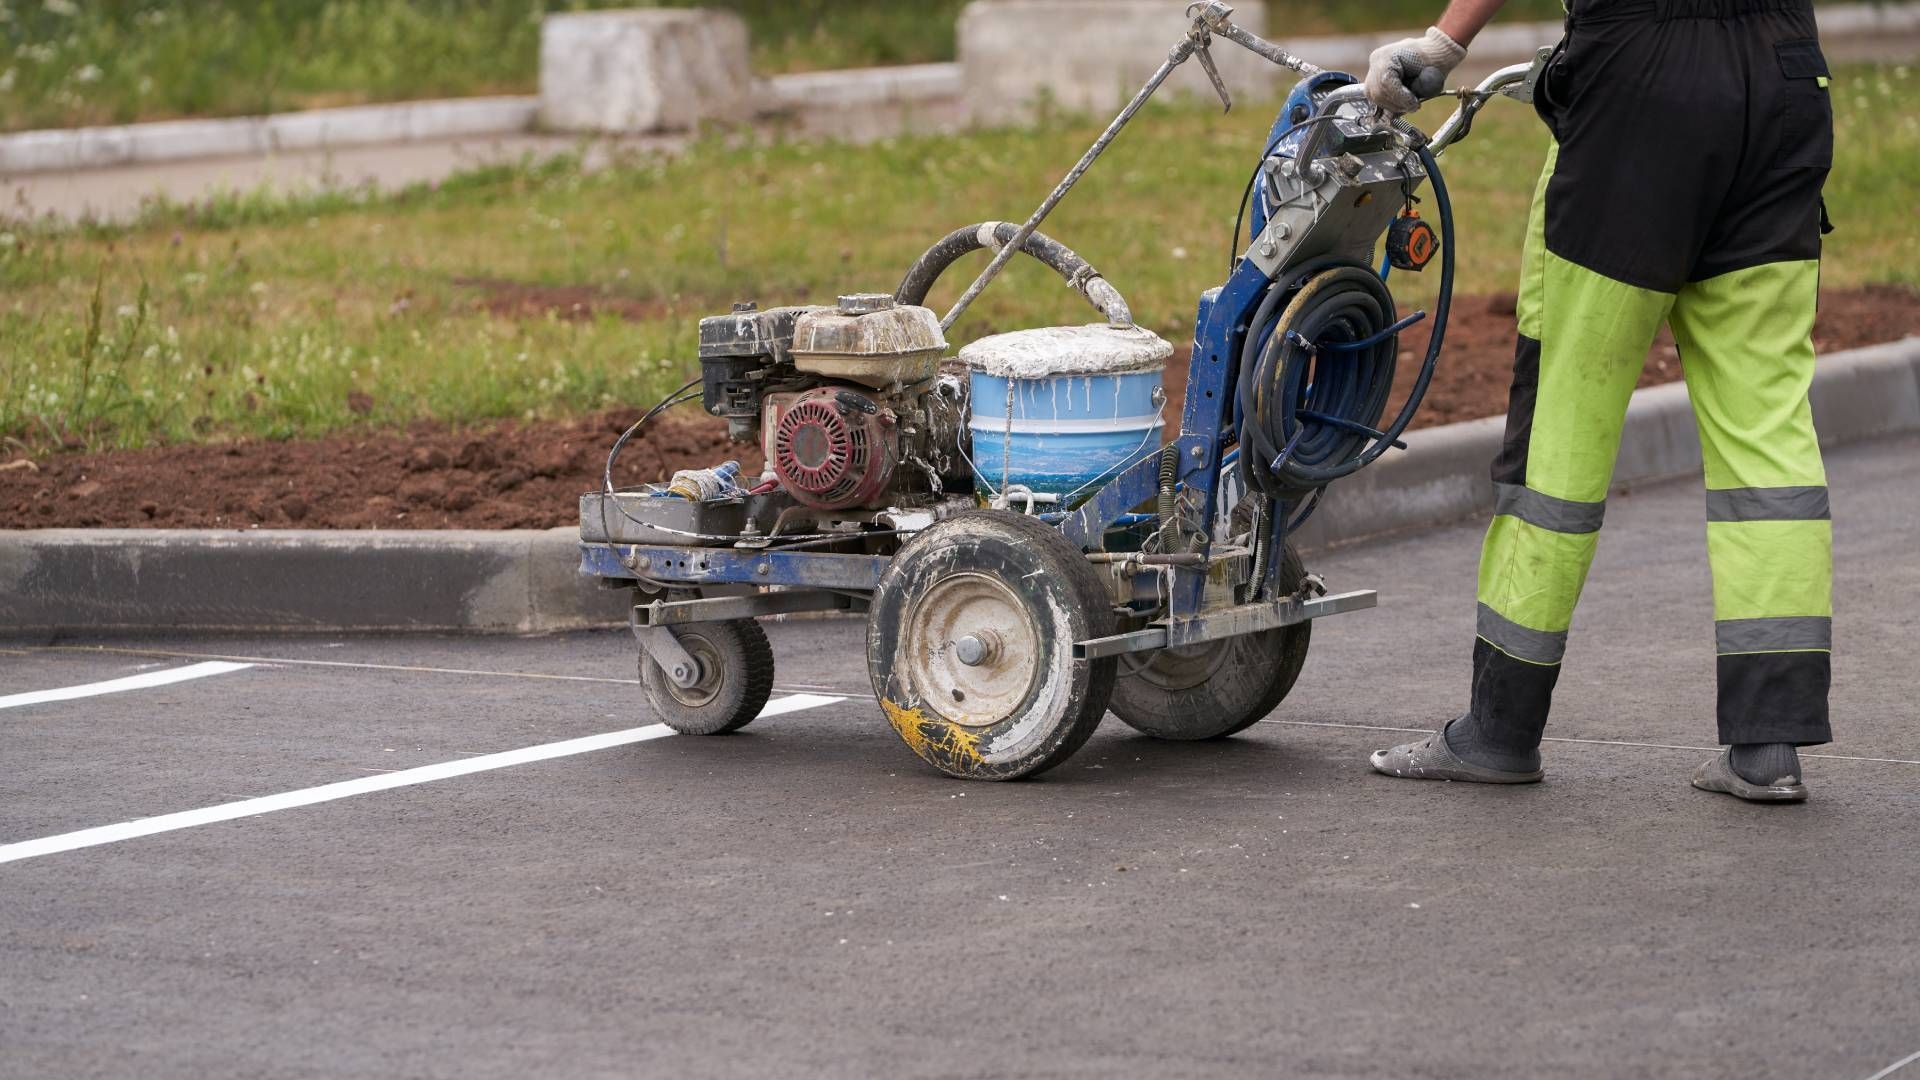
xmin=0 ymin=693 xmax=842 ymax=865
xmin=0 ymin=660 xmax=253 ymax=710
xmin=41 ymin=645 xmax=875 ymax=698
xmin=1862 ymin=1049 xmax=1920 ymax=1080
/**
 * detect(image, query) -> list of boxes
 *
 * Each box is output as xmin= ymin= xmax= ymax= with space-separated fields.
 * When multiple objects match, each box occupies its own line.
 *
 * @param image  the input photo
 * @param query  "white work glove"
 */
xmin=1364 ymin=26 xmax=1467 ymax=116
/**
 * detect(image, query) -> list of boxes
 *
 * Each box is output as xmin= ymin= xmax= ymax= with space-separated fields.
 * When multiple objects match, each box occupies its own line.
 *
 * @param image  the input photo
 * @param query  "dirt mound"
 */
xmin=4 ymin=286 xmax=1913 ymax=531
xmin=0 ymin=410 xmax=760 ymax=531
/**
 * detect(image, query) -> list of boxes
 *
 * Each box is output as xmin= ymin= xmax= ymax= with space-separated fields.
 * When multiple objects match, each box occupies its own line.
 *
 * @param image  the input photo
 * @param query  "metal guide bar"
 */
xmin=580 ymin=544 xmax=890 ymax=590
xmin=1073 ymin=589 xmax=1378 ymax=659
xmin=635 ymin=591 xmax=859 ymax=627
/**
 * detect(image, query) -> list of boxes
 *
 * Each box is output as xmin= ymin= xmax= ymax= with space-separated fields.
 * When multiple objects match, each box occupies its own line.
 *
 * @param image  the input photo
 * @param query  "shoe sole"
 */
xmin=1691 ymin=775 xmax=1808 ymax=803
xmin=1369 ymin=750 xmax=1544 ymax=784
xmin=1692 ymin=754 xmax=1808 ymax=803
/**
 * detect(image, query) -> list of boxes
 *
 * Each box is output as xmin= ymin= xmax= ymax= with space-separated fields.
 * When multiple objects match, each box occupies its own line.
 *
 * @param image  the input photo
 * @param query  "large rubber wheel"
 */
xmin=867 ymin=510 xmax=1117 ymax=780
xmin=640 ymin=619 xmax=775 ymax=735
xmin=1107 ymin=542 xmax=1312 ymax=740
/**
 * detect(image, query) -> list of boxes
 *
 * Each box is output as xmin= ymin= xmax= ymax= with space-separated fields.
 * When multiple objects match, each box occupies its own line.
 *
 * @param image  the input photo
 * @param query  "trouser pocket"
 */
xmin=1531 ymin=36 xmax=1575 ymax=137
xmin=1774 ymin=39 xmax=1833 ymax=169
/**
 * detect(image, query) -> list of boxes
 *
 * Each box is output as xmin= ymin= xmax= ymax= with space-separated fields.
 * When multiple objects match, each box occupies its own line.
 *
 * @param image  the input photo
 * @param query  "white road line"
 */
xmin=0 ymin=660 xmax=254 ymax=710
xmin=39 ymin=645 xmax=877 ymax=698
xmin=1863 ymin=1050 xmax=1920 ymax=1080
xmin=1262 ymin=719 xmax=1920 ymax=766
xmin=0 ymin=693 xmax=843 ymax=866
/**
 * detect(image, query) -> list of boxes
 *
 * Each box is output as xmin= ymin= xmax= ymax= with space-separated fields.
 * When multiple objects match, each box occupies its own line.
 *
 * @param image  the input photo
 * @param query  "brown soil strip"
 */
xmin=4 ymin=286 xmax=1913 ymax=531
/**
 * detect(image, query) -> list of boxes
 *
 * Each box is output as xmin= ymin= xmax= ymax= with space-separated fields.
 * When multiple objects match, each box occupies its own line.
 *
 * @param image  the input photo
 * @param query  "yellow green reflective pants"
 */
xmin=1470 ymin=0 xmax=1833 ymax=747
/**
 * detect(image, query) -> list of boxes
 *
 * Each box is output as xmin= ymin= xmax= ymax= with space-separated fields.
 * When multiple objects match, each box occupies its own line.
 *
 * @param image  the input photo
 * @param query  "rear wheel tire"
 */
xmin=867 ymin=511 xmax=1117 ymax=780
xmin=640 ymin=618 xmax=776 ymax=735
xmin=1107 ymin=543 xmax=1312 ymax=740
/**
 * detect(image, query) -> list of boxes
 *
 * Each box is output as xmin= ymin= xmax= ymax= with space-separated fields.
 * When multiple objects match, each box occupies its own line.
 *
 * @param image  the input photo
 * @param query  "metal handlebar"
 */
xmin=936 ymin=5 xmax=1549 ymax=331
xmin=1425 ymin=53 xmax=1550 ymax=155
xmin=1290 ymin=50 xmax=1551 ymax=181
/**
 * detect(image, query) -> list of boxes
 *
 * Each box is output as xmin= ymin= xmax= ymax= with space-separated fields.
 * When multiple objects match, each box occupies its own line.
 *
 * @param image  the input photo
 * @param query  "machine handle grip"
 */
xmin=1409 ymin=65 xmax=1448 ymax=101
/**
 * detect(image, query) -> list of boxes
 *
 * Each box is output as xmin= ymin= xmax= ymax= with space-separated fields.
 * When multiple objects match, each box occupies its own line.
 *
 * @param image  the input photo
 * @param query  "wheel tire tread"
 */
xmin=641 ymin=618 xmax=776 ymax=735
xmin=1108 ymin=542 xmax=1312 ymax=740
xmin=868 ymin=510 xmax=1116 ymax=780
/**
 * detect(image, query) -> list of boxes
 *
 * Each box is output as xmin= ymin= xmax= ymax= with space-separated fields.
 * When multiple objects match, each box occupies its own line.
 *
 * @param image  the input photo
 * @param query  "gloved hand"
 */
xmin=1364 ymin=26 xmax=1467 ymax=116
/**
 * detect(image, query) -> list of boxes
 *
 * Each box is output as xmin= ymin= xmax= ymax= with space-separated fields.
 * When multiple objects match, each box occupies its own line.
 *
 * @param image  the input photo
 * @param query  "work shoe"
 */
xmin=1691 ymin=753 xmax=1808 ymax=803
xmin=1369 ymin=727 xmax=1545 ymax=784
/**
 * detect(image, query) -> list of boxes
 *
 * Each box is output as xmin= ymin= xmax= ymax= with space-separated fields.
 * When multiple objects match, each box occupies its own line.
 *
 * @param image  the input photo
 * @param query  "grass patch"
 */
xmin=3 ymin=63 xmax=1914 ymax=453
xmin=0 ymin=0 xmax=1610 ymax=132
xmin=0 ymin=0 xmax=983 ymax=132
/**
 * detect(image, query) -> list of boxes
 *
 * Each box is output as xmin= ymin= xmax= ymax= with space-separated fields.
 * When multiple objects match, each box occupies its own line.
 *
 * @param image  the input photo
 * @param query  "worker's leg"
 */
xmin=1673 ymin=284 xmax=1832 ymax=753
xmin=1371 ymin=142 xmax=1676 ymax=783
xmin=1456 ymin=142 xmax=1676 ymax=770
xmin=1677 ymin=1 xmax=1833 ymax=797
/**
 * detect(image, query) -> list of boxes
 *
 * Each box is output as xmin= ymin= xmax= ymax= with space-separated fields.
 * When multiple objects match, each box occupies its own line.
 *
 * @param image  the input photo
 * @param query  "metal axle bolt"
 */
xmin=953 ymin=630 xmax=1002 ymax=667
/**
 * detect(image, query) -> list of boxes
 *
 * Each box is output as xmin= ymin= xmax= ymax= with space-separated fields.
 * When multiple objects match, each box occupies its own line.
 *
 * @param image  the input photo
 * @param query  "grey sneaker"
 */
xmin=1370 ymin=729 xmax=1545 ymax=784
xmin=1691 ymin=753 xmax=1808 ymax=803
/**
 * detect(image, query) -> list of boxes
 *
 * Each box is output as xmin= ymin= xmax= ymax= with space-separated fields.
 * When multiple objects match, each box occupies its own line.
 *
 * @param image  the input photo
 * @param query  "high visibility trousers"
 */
xmin=1468 ymin=0 xmax=1834 ymax=748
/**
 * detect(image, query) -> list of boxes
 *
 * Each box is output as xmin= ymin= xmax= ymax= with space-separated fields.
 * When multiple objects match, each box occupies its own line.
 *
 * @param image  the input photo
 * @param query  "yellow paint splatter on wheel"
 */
xmin=881 ymin=699 xmax=984 ymax=770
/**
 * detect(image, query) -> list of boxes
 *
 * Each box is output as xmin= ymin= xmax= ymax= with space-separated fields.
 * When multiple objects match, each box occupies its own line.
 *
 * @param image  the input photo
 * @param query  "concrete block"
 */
xmin=959 ymin=0 xmax=1274 ymax=124
xmin=540 ymin=9 xmax=752 ymax=133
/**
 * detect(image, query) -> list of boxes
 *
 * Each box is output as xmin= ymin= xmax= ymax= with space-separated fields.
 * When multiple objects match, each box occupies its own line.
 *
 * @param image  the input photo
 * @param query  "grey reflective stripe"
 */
xmin=1716 ymin=616 xmax=1832 ymax=654
xmin=1705 ymin=486 xmax=1830 ymax=522
xmin=1493 ymin=482 xmax=1605 ymax=534
xmin=1477 ymin=603 xmax=1568 ymax=665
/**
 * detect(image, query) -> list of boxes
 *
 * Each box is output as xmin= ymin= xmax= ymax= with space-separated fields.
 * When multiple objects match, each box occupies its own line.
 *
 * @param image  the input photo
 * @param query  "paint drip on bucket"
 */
xmin=961 ymin=324 xmax=1172 ymax=504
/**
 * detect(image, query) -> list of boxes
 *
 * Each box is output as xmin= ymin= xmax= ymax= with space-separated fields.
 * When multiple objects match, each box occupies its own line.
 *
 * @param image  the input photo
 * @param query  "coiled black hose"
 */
xmin=1236 ymin=143 xmax=1454 ymax=502
xmin=895 ymin=222 xmax=1134 ymax=327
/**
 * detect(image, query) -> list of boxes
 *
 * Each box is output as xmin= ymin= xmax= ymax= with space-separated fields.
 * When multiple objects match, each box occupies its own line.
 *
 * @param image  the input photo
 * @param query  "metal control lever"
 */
xmin=1194 ymin=37 xmax=1233 ymax=112
xmin=938 ymin=0 xmax=1363 ymax=330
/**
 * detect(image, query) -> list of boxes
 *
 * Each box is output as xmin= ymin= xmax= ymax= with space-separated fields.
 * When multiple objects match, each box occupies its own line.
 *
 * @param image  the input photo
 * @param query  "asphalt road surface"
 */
xmin=4 ymin=434 xmax=1917 ymax=1079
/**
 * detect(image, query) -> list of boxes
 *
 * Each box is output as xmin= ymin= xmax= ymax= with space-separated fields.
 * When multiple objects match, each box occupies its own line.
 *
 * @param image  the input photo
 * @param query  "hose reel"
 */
xmin=1236 ymin=144 xmax=1455 ymax=510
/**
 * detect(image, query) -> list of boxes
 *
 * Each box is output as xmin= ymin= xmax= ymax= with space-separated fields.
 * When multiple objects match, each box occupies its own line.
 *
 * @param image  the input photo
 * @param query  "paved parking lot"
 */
xmin=4 ymin=434 xmax=1918 ymax=1079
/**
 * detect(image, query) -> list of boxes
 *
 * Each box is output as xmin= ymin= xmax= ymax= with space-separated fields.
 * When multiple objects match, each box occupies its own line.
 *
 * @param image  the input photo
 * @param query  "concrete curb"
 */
xmin=3 ymin=337 xmax=1914 ymax=638
xmin=0 ymin=66 xmax=964 ymax=177
xmin=760 ymin=63 xmax=963 ymax=113
xmin=0 ymin=528 xmax=629 ymax=638
xmin=0 ymin=98 xmax=541 ymax=175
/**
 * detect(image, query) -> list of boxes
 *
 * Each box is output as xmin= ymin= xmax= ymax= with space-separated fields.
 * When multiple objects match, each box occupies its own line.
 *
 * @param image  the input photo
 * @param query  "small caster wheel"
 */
xmin=640 ymin=619 xmax=775 ymax=735
xmin=1108 ymin=542 xmax=1312 ymax=740
xmin=867 ymin=510 xmax=1117 ymax=780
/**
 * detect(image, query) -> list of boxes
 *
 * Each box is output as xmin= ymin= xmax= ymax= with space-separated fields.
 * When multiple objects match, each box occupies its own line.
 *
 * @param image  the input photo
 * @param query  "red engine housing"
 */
xmin=764 ymin=387 xmax=898 ymax=510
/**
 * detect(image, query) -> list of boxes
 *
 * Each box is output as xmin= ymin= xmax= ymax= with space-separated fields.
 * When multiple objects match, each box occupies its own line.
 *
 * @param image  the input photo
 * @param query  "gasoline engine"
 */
xmin=698 ymin=293 xmax=971 ymax=514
